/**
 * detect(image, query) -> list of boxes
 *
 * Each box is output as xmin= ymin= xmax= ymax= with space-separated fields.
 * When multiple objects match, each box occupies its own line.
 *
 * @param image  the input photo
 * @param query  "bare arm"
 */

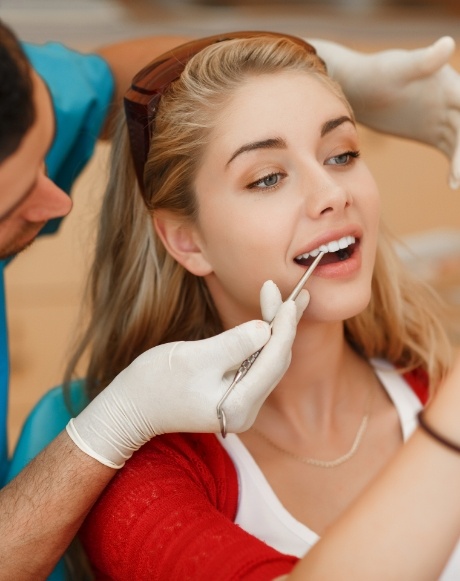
xmin=0 ymin=432 xmax=114 ymax=580
xmin=0 ymin=286 xmax=300 ymax=578
xmin=287 ymin=358 xmax=460 ymax=580
xmin=94 ymin=35 xmax=190 ymax=138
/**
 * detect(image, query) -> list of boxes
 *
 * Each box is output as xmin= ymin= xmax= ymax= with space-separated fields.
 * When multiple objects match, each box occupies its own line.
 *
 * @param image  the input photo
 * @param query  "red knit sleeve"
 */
xmin=402 ymin=367 xmax=430 ymax=405
xmin=80 ymin=433 xmax=298 ymax=580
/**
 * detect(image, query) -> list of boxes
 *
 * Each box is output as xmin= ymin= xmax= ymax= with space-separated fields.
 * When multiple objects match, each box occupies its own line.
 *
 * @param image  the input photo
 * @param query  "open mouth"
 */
xmin=294 ymin=235 xmax=358 ymax=267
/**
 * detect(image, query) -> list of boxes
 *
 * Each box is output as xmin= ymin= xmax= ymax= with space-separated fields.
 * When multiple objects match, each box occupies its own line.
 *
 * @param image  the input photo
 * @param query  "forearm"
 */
xmin=289 ymin=431 xmax=460 ymax=580
xmin=0 ymin=431 xmax=114 ymax=580
xmin=289 ymin=362 xmax=460 ymax=580
xmin=95 ymin=35 xmax=190 ymax=138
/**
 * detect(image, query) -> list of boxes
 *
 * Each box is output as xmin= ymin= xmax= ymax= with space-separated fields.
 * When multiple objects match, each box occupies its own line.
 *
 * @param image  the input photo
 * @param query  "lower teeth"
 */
xmin=336 ymin=249 xmax=349 ymax=261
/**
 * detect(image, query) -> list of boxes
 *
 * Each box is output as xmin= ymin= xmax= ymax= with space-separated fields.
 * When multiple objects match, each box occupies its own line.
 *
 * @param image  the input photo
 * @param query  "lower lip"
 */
xmin=309 ymin=245 xmax=362 ymax=279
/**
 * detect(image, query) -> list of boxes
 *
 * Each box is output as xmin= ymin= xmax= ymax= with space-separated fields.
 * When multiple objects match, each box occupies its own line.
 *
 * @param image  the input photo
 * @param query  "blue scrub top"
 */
xmin=0 ymin=42 xmax=114 ymax=484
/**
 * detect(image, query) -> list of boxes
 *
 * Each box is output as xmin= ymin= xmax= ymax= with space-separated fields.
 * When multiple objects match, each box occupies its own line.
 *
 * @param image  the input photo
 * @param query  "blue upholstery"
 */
xmin=7 ymin=380 xmax=87 ymax=482
xmin=7 ymin=381 xmax=88 ymax=581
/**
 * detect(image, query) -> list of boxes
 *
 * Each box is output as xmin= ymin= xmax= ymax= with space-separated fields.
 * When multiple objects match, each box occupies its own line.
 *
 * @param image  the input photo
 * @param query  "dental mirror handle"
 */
xmin=285 ymin=251 xmax=325 ymax=302
xmin=216 ymin=251 xmax=325 ymax=438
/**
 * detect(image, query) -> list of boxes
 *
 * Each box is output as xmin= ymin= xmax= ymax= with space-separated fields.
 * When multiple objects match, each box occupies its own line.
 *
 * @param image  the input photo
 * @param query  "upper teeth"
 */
xmin=296 ymin=236 xmax=356 ymax=260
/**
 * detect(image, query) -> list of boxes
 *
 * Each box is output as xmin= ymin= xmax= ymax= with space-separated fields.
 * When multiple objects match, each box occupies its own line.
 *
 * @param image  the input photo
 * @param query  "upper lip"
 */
xmin=293 ymin=225 xmax=362 ymax=260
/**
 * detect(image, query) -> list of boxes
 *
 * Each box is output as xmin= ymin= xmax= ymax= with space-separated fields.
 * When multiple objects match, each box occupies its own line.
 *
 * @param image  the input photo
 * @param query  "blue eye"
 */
xmin=248 ymin=172 xmax=284 ymax=190
xmin=326 ymin=150 xmax=360 ymax=166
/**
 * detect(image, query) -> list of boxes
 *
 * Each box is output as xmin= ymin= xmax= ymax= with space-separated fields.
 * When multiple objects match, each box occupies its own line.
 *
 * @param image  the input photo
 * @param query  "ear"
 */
xmin=153 ymin=211 xmax=212 ymax=276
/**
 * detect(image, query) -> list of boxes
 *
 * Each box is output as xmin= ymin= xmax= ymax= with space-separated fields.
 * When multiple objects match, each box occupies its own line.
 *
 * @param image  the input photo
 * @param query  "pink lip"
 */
xmin=313 ymin=242 xmax=362 ymax=279
xmin=293 ymin=224 xmax=363 ymax=259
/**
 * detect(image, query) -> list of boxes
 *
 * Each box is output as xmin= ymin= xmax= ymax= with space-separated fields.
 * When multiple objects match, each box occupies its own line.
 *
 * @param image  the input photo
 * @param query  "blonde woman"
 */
xmin=72 ymin=32 xmax=460 ymax=580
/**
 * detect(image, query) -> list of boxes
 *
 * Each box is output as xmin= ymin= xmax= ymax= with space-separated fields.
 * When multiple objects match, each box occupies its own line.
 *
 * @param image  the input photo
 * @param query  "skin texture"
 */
xmin=0 ymin=36 xmax=194 ymax=579
xmin=0 ymin=38 xmax=302 ymax=579
xmin=0 ymin=432 xmax=114 ymax=581
xmin=157 ymin=70 xmax=460 ymax=580
xmin=0 ymin=36 xmax=191 ymax=261
xmin=0 ymin=71 xmax=71 ymax=259
xmin=3 ymin=34 xmax=460 ymax=579
xmin=158 ymin=72 xmax=380 ymax=326
xmin=156 ymin=71 xmax=393 ymax=535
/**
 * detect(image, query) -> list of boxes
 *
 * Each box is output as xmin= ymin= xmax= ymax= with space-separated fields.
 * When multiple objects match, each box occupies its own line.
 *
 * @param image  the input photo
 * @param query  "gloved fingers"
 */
xmin=449 ymin=137 xmax=460 ymax=190
xmin=201 ymin=319 xmax=271 ymax=370
xmin=293 ymin=290 xmax=310 ymax=323
xmin=260 ymin=280 xmax=310 ymax=323
xmin=260 ymin=279 xmax=282 ymax=322
xmin=224 ymin=300 xmax=298 ymax=431
xmin=240 ymin=294 xmax=308 ymax=392
xmin=406 ymin=36 xmax=455 ymax=80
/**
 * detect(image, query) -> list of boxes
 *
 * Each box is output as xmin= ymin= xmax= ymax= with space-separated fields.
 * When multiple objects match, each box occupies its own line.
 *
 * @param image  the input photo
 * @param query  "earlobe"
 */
xmin=153 ymin=212 xmax=213 ymax=276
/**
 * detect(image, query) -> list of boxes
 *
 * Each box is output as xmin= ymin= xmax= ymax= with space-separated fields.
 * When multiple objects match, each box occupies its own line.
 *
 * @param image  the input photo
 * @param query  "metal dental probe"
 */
xmin=216 ymin=250 xmax=326 ymax=437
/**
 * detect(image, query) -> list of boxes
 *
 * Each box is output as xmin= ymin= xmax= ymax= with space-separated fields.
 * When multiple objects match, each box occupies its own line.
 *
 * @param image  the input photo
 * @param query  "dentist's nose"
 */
xmin=21 ymin=173 xmax=72 ymax=223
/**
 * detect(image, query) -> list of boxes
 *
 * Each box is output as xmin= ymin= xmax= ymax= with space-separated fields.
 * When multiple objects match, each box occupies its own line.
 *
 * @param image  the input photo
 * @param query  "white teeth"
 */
xmin=296 ymin=235 xmax=355 ymax=260
xmin=338 ymin=237 xmax=350 ymax=249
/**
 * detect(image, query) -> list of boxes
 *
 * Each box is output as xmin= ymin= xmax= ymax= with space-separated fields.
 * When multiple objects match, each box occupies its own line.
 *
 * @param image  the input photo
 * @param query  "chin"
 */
xmin=305 ymin=287 xmax=372 ymax=323
xmin=0 ymin=235 xmax=38 ymax=260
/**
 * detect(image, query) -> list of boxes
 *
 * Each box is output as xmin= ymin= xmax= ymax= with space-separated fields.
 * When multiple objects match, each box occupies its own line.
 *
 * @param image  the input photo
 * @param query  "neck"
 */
xmin=257 ymin=319 xmax=373 ymax=433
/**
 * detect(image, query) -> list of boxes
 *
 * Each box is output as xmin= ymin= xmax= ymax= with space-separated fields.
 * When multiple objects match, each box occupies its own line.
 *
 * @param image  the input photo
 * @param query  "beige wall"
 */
xmin=6 ymin=44 xmax=460 ymax=453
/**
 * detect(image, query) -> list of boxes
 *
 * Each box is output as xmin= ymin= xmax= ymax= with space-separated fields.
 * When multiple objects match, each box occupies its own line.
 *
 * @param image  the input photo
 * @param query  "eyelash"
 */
xmin=246 ymin=150 xmax=360 ymax=192
xmin=326 ymin=150 xmax=361 ymax=165
xmin=247 ymin=172 xmax=286 ymax=191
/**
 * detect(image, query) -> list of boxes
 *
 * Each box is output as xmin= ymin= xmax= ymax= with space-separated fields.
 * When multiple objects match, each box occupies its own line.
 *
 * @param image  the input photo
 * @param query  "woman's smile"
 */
xmin=293 ymin=227 xmax=363 ymax=279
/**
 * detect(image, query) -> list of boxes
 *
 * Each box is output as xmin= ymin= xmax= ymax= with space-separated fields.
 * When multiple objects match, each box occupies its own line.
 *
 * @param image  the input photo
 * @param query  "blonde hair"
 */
xmin=65 ymin=35 xmax=452 ymax=400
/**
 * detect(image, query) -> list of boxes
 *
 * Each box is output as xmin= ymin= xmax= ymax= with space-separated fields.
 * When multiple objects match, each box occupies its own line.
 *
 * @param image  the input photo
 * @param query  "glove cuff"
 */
xmin=66 ymin=419 xmax=124 ymax=470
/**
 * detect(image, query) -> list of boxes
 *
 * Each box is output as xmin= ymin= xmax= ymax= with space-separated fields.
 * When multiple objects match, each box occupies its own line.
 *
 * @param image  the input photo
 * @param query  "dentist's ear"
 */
xmin=153 ymin=211 xmax=213 ymax=276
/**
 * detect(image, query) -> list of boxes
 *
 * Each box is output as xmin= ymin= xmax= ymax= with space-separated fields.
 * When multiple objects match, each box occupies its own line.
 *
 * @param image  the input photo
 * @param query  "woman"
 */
xmin=72 ymin=32 xmax=460 ymax=579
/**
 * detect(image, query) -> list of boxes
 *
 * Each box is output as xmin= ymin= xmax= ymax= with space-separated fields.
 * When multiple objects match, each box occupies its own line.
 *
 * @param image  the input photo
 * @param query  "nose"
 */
xmin=21 ymin=173 xmax=73 ymax=223
xmin=302 ymin=165 xmax=352 ymax=219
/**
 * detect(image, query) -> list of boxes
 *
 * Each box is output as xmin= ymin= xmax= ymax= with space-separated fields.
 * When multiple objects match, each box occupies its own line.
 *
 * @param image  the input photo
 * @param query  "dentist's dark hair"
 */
xmin=0 ymin=20 xmax=35 ymax=163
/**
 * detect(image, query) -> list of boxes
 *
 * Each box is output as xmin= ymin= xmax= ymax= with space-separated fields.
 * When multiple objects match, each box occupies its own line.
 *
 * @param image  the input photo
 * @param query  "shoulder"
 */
xmin=81 ymin=433 xmax=299 ymax=580
xmin=372 ymin=358 xmax=430 ymax=405
xmin=131 ymin=432 xmax=237 ymax=482
xmin=90 ymin=432 xmax=239 ymax=518
xmin=22 ymin=42 xmax=113 ymax=90
xmin=22 ymin=42 xmax=114 ymax=199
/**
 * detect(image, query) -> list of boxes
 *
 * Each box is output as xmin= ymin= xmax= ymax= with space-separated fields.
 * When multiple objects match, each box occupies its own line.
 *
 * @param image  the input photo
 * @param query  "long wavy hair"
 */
xmin=65 ymin=35 xmax=452 ymax=401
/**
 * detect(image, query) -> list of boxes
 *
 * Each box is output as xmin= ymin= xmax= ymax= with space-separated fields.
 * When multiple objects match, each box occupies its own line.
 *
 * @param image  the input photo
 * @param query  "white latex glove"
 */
xmin=66 ymin=281 xmax=309 ymax=468
xmin=311 ymin=37 xmax=460 ymax=188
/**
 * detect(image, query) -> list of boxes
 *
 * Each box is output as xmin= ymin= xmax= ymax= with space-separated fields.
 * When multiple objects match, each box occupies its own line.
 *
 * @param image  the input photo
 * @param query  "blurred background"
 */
xmin=3 ymin=0 xmax=460 ymax=451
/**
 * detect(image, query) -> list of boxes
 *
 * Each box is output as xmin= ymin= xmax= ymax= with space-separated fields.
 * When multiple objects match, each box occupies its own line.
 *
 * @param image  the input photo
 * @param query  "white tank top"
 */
xmin=217 ymin=359 xmax=460 ymax=579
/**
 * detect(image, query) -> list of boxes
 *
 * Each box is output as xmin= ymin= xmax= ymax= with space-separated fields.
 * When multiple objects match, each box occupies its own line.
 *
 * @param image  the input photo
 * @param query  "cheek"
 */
xmin=199 ymin=198 xmax=289 ymax=270
xmin=363 ymin=181 xmax=381 ymax=255
xmin=198 ymin=201 xmax=293 ymax=312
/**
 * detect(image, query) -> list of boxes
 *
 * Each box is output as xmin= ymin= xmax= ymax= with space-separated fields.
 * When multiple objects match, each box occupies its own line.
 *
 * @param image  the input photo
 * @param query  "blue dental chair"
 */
xmin=6 ymin=380 xmax=88 ymax=581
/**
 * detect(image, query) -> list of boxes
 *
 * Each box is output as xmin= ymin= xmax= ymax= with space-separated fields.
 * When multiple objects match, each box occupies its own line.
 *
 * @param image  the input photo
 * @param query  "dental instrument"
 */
xmin=217 ymin=251 xmax=325 ymax=437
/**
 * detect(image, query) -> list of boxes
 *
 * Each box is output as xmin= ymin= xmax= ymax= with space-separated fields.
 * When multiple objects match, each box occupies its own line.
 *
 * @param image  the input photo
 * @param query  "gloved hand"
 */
xmin=66 ymin=281 xmax=309 ymax=468
xmin=311 ymin=36 xmax=460 ymax=188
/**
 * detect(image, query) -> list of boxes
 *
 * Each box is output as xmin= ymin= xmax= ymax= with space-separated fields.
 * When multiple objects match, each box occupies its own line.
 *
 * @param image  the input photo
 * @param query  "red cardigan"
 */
xmin=80 ymin=370 xmax=428 ymax=580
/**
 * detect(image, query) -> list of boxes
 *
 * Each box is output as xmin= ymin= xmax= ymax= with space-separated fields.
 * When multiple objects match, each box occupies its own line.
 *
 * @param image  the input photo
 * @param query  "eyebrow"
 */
xmin=226 ymin=115 xmax=355 ymax=167
xmin=321 ymin=115 xmax=355 ymax=137
xmin=226 ymin=137 xmax=286 ymax=167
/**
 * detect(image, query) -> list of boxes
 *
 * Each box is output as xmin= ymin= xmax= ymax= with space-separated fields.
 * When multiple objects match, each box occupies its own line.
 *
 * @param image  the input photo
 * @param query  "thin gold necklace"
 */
xmin=251 ymin=384 xmax=376 ymax=469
